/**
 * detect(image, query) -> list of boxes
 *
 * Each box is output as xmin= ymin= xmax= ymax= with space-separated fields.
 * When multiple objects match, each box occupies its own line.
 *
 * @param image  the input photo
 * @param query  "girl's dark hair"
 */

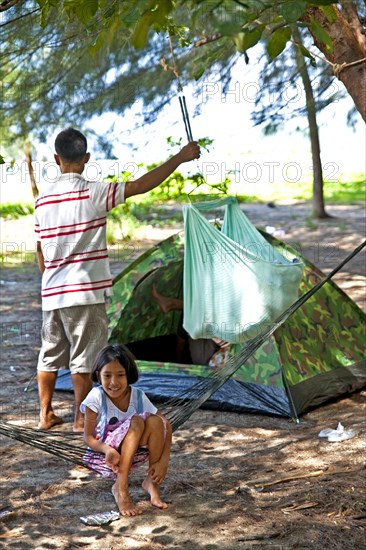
xmin=92 ymin=344 xmax=139 ymax=385
xmin=55 ymin=127 xmax=87 ymax=162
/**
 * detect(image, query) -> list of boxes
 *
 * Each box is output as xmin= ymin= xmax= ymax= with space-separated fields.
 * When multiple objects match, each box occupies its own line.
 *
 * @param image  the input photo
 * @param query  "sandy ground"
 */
xmin=0 ymin=201 xmax=365 ymax=549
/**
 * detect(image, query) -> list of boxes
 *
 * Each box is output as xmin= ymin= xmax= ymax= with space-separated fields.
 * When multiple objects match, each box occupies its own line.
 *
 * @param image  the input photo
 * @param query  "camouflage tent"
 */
xmin=108 ymin=228 xmax=366 ymax=418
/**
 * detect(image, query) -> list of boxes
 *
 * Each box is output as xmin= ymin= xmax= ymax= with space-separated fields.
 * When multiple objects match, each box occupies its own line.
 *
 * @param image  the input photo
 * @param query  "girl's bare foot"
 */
xmin=112 ymin=483 xmax=142 ymax=517
xmin=38 ymin=413 xmax=63 ymax=430
xmin=142 ymin=476 xmax=168 ymax=509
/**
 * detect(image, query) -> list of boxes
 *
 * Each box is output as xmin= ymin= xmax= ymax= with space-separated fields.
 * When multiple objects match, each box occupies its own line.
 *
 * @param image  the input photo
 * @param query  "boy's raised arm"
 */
xmin=124 ymin=142 xmax=200 ymax=199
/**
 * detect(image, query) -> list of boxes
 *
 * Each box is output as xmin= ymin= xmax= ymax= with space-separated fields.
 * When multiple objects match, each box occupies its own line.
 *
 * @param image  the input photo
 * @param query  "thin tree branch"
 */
xmin=270 ymin=21 xmax=288 ymax=33
xmin=0 ymin=0 xmax=23 ymax=12
xmin=194 ymin=33 xmax=222 ymax=48
xmin=232 ymin=0 xmax=250 ymax=7
xmin=1 ymin=29 xmax=97 ymax=61
xmin=0 ymin=6 xmax=39 ymax=24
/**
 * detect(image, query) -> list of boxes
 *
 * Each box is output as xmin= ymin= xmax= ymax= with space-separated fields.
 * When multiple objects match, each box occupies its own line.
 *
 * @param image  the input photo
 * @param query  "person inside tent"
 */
xmin=151 ymin=284 xmax=230 ymax=367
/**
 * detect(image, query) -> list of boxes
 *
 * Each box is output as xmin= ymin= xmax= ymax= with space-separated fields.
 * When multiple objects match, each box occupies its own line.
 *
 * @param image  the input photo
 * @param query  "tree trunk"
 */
xmin=303 ymin=5 xmax=366 ymax=122
xmin=24 ymin=140 xmax=39 ymax=199
xmin=293 ymin=27 xmax=329 ymax=219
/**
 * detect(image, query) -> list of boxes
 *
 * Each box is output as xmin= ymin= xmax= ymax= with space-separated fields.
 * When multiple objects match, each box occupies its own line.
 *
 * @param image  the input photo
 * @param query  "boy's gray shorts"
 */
xmin=37 ymin=304 xmax=108 ymax=374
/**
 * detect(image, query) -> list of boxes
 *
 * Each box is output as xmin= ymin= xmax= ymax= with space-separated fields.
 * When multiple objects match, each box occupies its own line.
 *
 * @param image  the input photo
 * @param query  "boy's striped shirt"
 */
xmin=35 ymin=173 xmax=125 ymax=311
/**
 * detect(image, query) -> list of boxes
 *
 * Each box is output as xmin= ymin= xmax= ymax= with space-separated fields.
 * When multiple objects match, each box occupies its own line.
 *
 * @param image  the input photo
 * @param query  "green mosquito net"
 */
xmin=183 ymin=197 xmax=304 ymax=343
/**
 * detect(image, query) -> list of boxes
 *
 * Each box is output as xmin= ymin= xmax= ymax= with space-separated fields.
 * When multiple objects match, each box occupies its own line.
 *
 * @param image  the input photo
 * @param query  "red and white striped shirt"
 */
xmin=35 ymin=173 xmax=125 ymax=311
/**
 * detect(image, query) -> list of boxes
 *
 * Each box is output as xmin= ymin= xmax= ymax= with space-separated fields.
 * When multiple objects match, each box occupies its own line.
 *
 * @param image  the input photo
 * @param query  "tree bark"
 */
xmin=303 ymin=5 xmax=366 ymax=122
xmin=293 ymin=27 xmax=329 ymax=219
xmin=24 ymin=140 xmax=39 ymax=199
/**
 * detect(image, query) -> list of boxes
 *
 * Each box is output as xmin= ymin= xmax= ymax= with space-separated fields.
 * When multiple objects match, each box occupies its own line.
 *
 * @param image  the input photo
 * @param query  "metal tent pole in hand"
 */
xmin=179 ymin=94 xmax=194 ymax=142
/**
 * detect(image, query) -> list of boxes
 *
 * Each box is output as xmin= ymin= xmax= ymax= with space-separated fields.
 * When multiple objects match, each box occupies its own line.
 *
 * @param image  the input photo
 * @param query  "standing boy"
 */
xmin=35 ymin=127 xmax=200 ymax=431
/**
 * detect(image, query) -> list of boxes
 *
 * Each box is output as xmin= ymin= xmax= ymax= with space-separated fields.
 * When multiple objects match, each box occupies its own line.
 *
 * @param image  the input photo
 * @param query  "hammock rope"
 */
xmin=0 ymin=422 xmax=89 ymax=469
xmin=1 ymin=239 xmax=364 ymax=472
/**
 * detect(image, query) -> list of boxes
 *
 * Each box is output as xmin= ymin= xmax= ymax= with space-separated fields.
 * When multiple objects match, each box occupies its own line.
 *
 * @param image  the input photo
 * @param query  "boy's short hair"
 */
xmin=55 ymin=128 xmax=87 ymax=162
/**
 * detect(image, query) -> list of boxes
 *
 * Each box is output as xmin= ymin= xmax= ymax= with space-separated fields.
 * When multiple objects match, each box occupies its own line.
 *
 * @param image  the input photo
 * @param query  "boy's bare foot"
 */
xmin=72 ymin=421 xmax=84 ymax=433
xmin=142 ymin=476 xmax=168 ymax=509
xmin=38 ymin=413 xmax=63 ymax=430
xmin=72 ymin=412 xmax=85 ymax=433
xmin=112 ymin=483 xmax=142 ymax=517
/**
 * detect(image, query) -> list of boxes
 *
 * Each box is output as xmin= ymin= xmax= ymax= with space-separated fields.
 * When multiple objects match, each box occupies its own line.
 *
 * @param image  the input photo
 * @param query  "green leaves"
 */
xmin=37 ymin=0 xmax=99 ymax=26
xmin=319 ymin=4 xmax=338 ymax=23
xmin=310 ymin=18 xmax=333 ymax=52
xmin=280 ymin=0 xmax=306 ymax=23
xmin=33 ymin=0 xmax=339 ymax=61
xmin=131 ymin=0 xmax=174 ymax=48
xmin=233 ymin=25 xmax=265 ymax=54
xmin=37 ymin=0 xmax=59 ymax=27
xmin=63 ymin=0 xmax=99 ymax=23
xmin=0 ymin=155 xmax=5 ymax=165
xmin=267 ymin=27 xmax=292 ymax=61
xmin=132 ymin=14 xmax=152 ymax=48
xmin=298 ymin=44 xmax=317 ymax=67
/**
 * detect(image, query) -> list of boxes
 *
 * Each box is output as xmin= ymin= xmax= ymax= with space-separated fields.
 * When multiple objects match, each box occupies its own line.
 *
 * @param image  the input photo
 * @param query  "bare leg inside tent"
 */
xmin=152 ymin=284 xmax=183 ymax=313
xmin=152 ymin=285 xmax=190 ymax=363
xmin=151 ymin=284 xmax=225 ymax=365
